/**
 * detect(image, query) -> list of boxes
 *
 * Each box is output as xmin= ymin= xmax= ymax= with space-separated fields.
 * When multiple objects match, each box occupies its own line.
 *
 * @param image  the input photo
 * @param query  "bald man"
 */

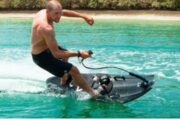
xmin=31 ymin=0 xmax=97 ymax=97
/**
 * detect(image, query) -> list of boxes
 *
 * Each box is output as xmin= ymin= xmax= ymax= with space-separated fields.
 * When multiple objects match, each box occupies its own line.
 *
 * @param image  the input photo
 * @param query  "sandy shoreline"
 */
xmin=0 ymin=10 xmax=180 ymax=21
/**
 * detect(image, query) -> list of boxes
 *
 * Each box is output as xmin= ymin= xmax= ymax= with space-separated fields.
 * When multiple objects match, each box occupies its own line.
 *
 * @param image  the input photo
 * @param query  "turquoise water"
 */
xmin=0 ymin=18 xmax=180 ymax=118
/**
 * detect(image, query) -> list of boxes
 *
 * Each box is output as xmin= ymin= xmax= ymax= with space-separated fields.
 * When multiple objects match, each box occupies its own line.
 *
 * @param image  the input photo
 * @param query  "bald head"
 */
xmin=46 ymin=0 xmax=63 ymax=23
xmin=46 ymin=0 xmax=62 ymax=11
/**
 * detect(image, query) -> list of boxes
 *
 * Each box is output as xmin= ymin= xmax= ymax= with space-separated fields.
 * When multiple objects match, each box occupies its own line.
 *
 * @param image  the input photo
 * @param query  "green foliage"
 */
xmin=0 ymin=0 xmax=12 ymax=9
xmin=88 ymin=0 xmax=98 ymax=9
xmin=174 ymin=0 xmax=180 ymax=9
xmin=59 ymin=0 xmax=72 ymax=8
xmin=0 ymin=0 xmax=46 ymax=10
xmin=152 ymin=0 xmax=176 ymax=9
xmin=0 ymin=0 xmax=179 ymax=10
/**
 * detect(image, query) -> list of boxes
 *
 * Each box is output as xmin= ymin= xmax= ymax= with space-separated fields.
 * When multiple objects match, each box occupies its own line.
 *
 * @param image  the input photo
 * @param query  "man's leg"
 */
xmin=58 ymin=46 xmax=69 ymax=85
xmin=60 ymin=73 xmax=68 ymax=86
xmin=69 ymin=66 xmax=96 ymax=97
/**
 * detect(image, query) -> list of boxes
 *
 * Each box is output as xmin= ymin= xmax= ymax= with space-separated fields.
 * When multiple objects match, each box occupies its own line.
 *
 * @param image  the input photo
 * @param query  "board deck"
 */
xmin=46 ymin=73 xmax=155 ymax=103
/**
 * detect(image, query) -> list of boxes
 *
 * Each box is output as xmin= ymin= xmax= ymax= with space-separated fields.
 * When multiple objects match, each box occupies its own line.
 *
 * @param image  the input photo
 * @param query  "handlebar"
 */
xmin=88 ymin=50 xmax=93 ymax=55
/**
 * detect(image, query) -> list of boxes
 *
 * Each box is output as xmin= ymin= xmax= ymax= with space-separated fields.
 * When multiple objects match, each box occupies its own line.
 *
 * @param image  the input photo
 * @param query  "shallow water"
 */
xmin=0 ymin=18 xmax=180 ymax=118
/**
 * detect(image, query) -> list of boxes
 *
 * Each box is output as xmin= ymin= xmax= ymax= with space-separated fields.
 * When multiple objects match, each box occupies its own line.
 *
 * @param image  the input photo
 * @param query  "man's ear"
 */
xmin=46 ymin=9 xmax=52 ymax=16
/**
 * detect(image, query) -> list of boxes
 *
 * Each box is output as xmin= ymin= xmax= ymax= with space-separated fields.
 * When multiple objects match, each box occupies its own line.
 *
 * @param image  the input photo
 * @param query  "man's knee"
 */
xmin=69 ymin=66 xmax=80 ymax=75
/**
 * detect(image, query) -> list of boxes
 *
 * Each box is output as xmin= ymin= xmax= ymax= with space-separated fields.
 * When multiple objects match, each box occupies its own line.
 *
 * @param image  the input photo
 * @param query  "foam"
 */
xmin=0 ymin=58 xmax=52 ymax=81
xmin=175 ymin=70 xmax=180 ymax=81
xmin=0 ymin=56 xmax=90 ymax=94
xmin=75 ymin=91 xmax=91 ymax=101
xmin=0 ymin=78 xmax=44 ymax=93
xmin=0 ymin=48 xmax=180 ymax=98
xmin=0 ymin=57 xmax=50 ymax=93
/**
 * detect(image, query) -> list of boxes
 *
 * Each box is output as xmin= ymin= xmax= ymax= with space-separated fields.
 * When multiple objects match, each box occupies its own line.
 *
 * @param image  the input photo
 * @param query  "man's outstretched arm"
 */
xmin=62 ymin=9 xmax=94 ymax=25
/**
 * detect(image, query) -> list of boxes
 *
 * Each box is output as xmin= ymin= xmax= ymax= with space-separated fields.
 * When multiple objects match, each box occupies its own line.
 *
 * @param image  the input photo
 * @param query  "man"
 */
xmin=31 ymin=0 xmax=97 ymax=97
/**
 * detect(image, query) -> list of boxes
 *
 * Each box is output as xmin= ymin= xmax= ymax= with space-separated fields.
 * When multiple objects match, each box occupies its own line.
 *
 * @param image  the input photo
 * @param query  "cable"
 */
xmin=80 ymin=59 xmax=149 ymax=84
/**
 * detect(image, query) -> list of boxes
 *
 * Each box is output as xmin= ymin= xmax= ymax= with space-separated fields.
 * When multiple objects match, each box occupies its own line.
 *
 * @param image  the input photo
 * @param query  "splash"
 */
xmin=0 ymin=57 xmax=50 ymax=93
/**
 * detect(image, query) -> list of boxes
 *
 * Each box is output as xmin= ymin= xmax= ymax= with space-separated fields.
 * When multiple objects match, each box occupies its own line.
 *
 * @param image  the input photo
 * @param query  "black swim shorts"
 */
xmin=32 ymin=46 xmax=73 ymax=77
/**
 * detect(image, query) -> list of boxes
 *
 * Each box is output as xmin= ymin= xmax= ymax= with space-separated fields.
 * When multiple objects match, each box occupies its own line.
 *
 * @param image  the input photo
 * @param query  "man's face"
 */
xmin=49 ymin=7 xmax=62 ymax=23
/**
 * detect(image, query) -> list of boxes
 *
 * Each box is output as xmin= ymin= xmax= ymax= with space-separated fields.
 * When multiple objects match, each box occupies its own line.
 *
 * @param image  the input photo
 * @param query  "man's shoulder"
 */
xmin=37 ymin=24 xmax=54 ymax=37
xmin=34 ymin=10 xmax=53 ymax=31
xmin=38 ymin=23 xmax=53 ymax=33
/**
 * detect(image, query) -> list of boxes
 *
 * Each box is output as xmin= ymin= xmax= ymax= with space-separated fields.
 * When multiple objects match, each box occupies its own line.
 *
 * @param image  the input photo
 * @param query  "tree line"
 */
xmin=0 ymin=0 xmax=180 ymax=10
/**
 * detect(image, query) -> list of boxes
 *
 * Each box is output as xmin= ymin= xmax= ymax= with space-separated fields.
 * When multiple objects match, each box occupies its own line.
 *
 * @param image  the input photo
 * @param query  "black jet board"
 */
xmin=46 ymin=73 xmax=155 ymax=103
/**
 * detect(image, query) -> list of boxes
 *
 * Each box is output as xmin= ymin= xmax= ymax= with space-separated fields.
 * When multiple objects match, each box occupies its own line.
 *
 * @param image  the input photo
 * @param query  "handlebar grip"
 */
xmin=88 ymin=50 xmax=93 ymax=55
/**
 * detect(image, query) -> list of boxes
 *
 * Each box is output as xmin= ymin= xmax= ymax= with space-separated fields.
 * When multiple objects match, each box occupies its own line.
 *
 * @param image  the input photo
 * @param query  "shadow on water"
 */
xmin=55 ymin=97 xmax=138 ymax=118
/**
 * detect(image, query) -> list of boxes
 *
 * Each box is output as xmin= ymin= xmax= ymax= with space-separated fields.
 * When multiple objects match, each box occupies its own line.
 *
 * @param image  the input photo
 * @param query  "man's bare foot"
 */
xmin=91 ymin=84 xmax=110 ymax=98
xmin=90 ymin=89 xmax=102 ymax=99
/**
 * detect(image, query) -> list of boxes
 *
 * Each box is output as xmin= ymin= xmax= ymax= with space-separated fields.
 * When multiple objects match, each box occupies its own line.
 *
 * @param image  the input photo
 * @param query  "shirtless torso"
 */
xmin=31 ymin=9 xmax=52 ymax=55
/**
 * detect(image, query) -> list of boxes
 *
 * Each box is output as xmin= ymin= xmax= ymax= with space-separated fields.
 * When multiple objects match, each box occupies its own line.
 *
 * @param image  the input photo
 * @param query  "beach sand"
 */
xmin=0 ymin=10 xmax=180 ymax=21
